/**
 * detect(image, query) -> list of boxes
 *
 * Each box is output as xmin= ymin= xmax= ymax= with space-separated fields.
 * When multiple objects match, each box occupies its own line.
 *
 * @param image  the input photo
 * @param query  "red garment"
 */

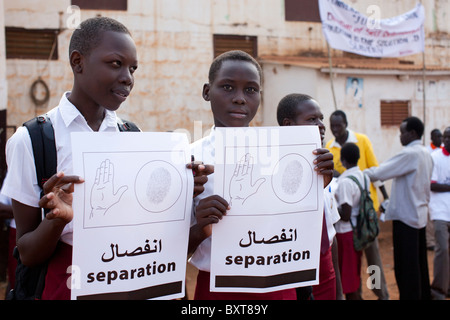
xmin=194 ymin=270 xmax=297 ymax=300
xmin=336 ymin=231 xmax=362 ymax=294
xmin=41 ymin=242 xmax=72 ymax=300
xmin=312 ymin=246 xmax=336 ymax=300
xmin=7 ymin=227 xmax=17 ymax=289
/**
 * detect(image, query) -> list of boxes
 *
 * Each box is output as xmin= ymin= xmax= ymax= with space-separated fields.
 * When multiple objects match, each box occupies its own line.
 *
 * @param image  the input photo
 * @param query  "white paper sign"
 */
xmin=70 ymin=132 xmax=193 ymax=300
xmin=210 ymin=126 xmax=324 ymax=293
xmin=319 ymin=0 xmax=425 ymax=57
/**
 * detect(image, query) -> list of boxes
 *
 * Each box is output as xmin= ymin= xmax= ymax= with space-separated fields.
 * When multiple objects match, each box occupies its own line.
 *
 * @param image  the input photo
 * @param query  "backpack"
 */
xmin=6 ymin=114 xmax=140 ymax=300
xmin=346 ymin=175 xmax=379 ymax=251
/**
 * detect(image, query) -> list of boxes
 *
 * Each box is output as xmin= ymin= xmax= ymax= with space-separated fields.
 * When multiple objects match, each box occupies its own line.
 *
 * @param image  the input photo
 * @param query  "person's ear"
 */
xmin=202 ymin=83 xmax=211 ymax=101
xmin=70 ymin=50 xmax=83 ymax=73
xmin=282 ymin=118 xmax=292 ymax=126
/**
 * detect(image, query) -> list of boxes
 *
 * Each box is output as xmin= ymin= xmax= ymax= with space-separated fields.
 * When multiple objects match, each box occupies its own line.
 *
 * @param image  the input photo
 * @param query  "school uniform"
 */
xmin=326 ymin=129 xmax=381 ymax=210
xmin=189 ymin=127 xmax=296 ymax=300
xmin=2 ymin=92 xmax=121 ymax=299
xmin=426 ymin=142 xmax=443 ymax=154
xmin=327 ymin=129 xmax=390 ymax=300
xmin=311 ymin=181 xmax=340 ymax=300
xmin=334 ymin=167 xmax=368 ymax=294
xmin=429 ymin=147 xmax=450 ymax=300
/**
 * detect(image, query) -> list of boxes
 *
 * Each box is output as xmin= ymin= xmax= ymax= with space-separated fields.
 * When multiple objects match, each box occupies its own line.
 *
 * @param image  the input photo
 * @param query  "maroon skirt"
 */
xmin=312 ymin=246 xmax=336 ymax=300
xmin=41 ymin=241 xmax=72 ymax=300
xmin=336 ymin=231 xmax=362 ymax=294
xmin=194 ymin=270 xmax=297 ymax=300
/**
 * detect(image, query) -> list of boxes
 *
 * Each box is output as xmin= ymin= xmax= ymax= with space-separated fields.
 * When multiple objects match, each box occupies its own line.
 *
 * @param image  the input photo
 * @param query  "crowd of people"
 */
xmin=0 ymin=16 xmax=449 ymax=301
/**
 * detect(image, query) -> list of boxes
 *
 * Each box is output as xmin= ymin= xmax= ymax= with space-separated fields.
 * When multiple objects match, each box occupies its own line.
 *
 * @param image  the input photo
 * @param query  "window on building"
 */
xmin=284 ymin=0 xmax=320 ymax=22
xmin=71 ymin=0 xmax=127 ymax=10
xmin=380 ymin=100 xmax=410 ymax=126
xmin=213 ymin=34 xmax=257 ymax=58
xmin=5 ymin=27 xmax=58 ymax=60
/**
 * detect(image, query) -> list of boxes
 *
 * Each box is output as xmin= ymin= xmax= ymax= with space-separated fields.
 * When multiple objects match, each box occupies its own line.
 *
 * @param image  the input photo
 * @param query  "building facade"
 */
xmin=0 ymin=0 xmax=449 ymax=177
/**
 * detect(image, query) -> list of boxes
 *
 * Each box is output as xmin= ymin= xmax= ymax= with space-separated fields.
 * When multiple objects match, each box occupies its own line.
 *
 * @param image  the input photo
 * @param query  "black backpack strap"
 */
xmin=11 ymin=115 xmax=56 ymax=300
xmin=23 ymin=115 xmax=57 ymax=196
xmin=117 ymin=117 xmax=141 ymax=132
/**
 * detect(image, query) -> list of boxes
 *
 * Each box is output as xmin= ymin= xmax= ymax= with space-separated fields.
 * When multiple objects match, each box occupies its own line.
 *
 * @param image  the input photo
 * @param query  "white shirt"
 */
xmin=1 ymin=92 xmax=120 ymax=245
xmin=324 ymin=178 xmax=340 ymax=246
xmin=364 ymin=140 xmax=433 ymax=229
xmin=189 ymin=127 xmax=216 ymax=272
xmin=327 ymin=129 xmax=358 ymax=149
xmin=334 ymin=167 xmax=369 ymax=233
xmin=429 ymin=148 xmax=450 ymax=222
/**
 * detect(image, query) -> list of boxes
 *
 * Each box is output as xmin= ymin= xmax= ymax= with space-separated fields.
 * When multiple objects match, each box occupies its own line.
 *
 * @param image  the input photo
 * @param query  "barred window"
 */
xmin=380 ymin=100 xmax=410 ymax=126
xmin=213 ymin=34 xmax=257 ymax=58
xmin=5 ymin=27 xmax=58 ymax=60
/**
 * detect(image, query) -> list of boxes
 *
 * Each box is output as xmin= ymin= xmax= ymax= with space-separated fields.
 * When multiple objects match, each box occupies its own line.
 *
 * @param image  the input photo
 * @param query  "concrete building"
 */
xmin=0 ymin=0 xmax=449 ymax=178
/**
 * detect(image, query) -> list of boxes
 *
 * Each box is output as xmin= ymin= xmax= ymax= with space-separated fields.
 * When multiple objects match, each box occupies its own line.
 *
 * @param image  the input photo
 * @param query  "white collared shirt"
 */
xmin=189 ymin=127 xmax=216 ymax=272
xmin=334 ymin=167 xmax=369 ymax=233
xmin=327 ymin=129 xmax=358 ymax=149
xmin=364 ymin=140 xmax=433 ymax=229
xmin=2 ymin=92 xmax=119 ymax=245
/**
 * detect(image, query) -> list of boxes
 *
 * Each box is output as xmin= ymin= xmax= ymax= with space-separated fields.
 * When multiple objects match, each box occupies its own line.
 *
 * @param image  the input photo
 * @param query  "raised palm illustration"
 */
xmin=229 ymin=153 xmax=266 ymax=206
xmin=90 ymin=159 xmax=128 ymax=218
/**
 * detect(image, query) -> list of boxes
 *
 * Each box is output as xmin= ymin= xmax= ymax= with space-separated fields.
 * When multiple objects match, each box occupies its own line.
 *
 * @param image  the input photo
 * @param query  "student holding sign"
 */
xmin=276 ymin=93 xmax=339 ymax=300
xmin=3 ymin=17 xmax=211 ymax=300
xmin=188 ymin=51 xmax=334 ymax=299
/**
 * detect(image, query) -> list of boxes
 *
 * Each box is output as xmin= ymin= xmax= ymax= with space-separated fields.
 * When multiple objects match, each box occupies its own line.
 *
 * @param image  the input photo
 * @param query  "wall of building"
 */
xmin=2 ymin=0 xmax=449 ymax=148
xmin=261 ymin=61 xmax=450 ymax=164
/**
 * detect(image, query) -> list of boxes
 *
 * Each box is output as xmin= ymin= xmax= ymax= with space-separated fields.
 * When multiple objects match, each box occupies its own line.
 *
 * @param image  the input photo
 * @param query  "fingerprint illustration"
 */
xmin=281 ymin=160 xmax=303 ymax=195
xmin=146 ymin=167 xmax=171 ymax=204
xmin=135 ymin=160 xmax=183 ymax=213
xmin=272 ymin=153 xmax=313 ymax=204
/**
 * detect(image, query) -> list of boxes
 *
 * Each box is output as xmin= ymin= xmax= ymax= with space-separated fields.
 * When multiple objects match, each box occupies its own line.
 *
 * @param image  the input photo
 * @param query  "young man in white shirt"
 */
xmin=429 ymin=126 xmax=450 ymax=300
xmin=364 ymin=117 xmax=433 ymax=300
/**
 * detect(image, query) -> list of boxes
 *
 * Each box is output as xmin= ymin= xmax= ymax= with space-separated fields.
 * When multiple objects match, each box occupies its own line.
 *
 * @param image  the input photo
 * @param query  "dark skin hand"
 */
xmin=188 ymin=195 xmax=229 ymax=255
xmin=14 ymin=172 xmax=84 ymax=267
xmin=338 ymin=203 xmax=352 ymax=222
xmin=313 ymin=148 xmax=334 ymax=188
xmin=186 ymin=160 xmax=214 ymax=198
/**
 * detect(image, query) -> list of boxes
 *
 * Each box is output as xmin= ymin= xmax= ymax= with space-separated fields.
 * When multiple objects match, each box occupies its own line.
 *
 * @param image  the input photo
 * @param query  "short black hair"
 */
xmin=330 ymin=110 xmax=348 ymax=126
xmin=208 ymin=50 xmax=262 ymax=84
xmin=341 ymin=142 xmax=360 ymax=165
xmin=69 ymin=16 xmax=131 ymax=58
xmin=276 ymin=93 xmax=314 ymax=126
xmin=403 ymin=116 xmax=424 ymax=138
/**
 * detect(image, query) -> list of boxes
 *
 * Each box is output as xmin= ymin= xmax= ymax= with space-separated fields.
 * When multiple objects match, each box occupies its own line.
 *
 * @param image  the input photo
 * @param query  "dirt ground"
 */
xmin=184 ymin=220 xmax=437 ymax=300
xmin=0 ymin=220 xmax=441 ymax=300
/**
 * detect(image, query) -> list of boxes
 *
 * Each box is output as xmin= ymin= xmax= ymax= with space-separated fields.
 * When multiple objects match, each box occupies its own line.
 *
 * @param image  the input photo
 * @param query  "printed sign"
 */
xmin=210 ymin=126 xmax=324 ymax=293
xmin=319 ymin=0 xmax=425 ymax=57
xmin=71 ymin=132 xmax=193 ymax=300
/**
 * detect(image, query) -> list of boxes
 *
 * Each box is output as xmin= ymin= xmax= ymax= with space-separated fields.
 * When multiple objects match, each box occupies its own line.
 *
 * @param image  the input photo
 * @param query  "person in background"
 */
xmin=334 ymin=143 xmax=367 ymax=300
xmin=276 ymin=93 xmax=338 ymax=300
xmin=326 ymin=110 xmax=389 ymax=300
xmin=364 ymin=116 xmax=433 ymax=300
xmin=429 ymin=126 xmax=450 ymax=300
xmin=426 ymin=128 xmax=443 ymax=154
xmin=425 ymin=128 xmax=443 ymax=250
